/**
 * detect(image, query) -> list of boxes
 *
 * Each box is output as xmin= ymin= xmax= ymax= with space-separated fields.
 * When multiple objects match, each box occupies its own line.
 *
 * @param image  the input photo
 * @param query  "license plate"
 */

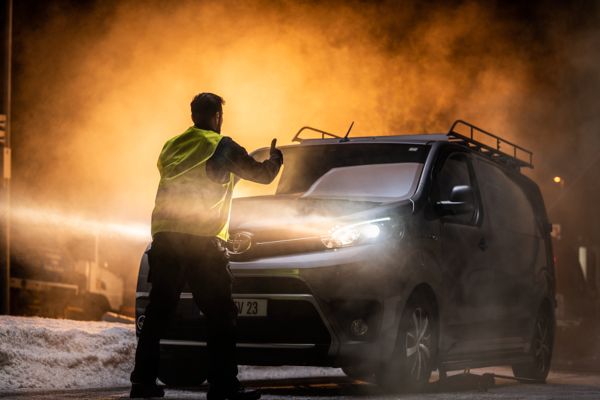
xmin=234 ymin=298 xmax=267 ymax=317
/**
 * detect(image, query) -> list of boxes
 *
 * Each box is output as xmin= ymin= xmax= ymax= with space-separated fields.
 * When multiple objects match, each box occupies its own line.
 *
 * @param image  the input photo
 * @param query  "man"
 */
xmin=130 ymin=93 xmax=283 ymax=399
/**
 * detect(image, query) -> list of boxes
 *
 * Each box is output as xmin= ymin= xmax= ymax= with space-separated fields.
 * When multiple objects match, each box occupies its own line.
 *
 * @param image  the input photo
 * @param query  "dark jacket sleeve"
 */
xmin=206 ymin=137 xmax=283 ymax=184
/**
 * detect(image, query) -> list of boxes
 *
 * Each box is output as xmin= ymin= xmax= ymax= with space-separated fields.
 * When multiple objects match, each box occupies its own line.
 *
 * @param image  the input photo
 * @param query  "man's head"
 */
xmin=191 ymin=92 xmax=225 ymax=133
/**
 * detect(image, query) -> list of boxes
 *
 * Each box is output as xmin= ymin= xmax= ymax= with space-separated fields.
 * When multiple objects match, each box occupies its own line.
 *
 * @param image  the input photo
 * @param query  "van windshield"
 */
xmin=234 ymin=143 xmax=429 ymax=201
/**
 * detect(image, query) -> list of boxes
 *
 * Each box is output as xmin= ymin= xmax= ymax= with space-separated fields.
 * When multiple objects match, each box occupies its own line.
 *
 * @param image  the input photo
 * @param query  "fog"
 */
xmin=5 ymin=1 xmax=599 ymax=286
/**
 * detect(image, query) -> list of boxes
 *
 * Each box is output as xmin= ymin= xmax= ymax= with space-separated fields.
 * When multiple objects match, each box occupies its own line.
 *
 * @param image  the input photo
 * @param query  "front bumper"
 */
xmin=136 ymin=243 xmax=403 ymax=367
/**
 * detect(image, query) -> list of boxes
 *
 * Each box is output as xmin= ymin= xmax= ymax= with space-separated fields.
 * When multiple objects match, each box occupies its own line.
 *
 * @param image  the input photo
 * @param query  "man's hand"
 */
xmin=270 ymin=138 xmax=283 ymax=164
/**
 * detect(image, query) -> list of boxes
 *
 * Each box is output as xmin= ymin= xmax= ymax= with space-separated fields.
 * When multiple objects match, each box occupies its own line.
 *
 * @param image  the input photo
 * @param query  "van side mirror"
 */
xmin=436 ymin=185 xmax=475 ymax=216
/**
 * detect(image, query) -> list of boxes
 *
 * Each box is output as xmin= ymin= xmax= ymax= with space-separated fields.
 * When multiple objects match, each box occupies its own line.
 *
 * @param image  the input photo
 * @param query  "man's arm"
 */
xmin=206 ymin=137 xmax=283 ymax=184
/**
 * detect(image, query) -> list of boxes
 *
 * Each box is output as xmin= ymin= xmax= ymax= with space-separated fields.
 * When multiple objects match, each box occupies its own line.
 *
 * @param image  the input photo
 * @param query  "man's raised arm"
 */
xmin=206 ymin=137 xmax=283 ymax=184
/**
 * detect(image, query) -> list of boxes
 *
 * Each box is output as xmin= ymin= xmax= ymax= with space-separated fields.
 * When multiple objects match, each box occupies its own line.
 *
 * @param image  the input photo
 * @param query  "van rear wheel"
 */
xmin=512 ymin=305 xmax=554 ymax=383
xmin=377 ymin=292 xmax=437 ymax=392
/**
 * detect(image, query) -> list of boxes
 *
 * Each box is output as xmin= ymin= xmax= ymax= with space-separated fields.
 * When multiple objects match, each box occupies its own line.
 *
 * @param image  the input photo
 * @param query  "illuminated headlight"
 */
xmin=321 ymin=217 xmax=393 ymax=249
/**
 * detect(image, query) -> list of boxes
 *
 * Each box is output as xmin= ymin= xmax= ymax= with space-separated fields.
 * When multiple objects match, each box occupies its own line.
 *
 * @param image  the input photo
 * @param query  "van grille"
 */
xmin=232 ymin=276 xmax=311 ymax=294
xmin=180 ymin=275 xmax=311 ymax=295
xmin=163 ymin=297 xmax=331 ymax=345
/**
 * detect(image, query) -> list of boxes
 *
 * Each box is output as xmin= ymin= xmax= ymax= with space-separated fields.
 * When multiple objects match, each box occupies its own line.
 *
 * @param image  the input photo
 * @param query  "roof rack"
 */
xmin=292 ymin=126 xmax=343 ymax=143
xmin=448 ymin=120 xmax=533 ymax=170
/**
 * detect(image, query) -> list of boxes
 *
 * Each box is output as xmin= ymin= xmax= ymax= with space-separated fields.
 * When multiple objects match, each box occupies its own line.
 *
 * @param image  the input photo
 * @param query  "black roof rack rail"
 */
xmin=448 ymin=120 xmax=533 ymax=170
xmin=292 ymin=126 xmax=343 ymax=143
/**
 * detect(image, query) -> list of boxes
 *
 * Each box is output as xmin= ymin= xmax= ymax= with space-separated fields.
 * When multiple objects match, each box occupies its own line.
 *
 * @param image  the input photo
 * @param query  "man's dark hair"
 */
xmin=191 ymin=92 xmax=225 ymax=127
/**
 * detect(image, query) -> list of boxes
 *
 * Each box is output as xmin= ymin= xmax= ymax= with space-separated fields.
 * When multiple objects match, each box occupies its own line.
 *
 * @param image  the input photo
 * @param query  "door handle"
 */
xmin=478 ymin=237 xmax=488 ymax=251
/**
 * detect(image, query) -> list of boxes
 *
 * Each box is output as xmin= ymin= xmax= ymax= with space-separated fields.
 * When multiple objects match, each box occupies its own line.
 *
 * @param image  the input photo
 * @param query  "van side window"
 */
xmin=475 ymin=159 xmax=537 ymax=236
xmin=434 ymin=153 xmax=478 ymax=224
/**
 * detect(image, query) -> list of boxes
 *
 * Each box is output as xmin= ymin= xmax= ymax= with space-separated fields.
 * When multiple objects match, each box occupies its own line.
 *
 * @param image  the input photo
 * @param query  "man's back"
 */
xmin=151 ymin=127 xmax=234 ymax=240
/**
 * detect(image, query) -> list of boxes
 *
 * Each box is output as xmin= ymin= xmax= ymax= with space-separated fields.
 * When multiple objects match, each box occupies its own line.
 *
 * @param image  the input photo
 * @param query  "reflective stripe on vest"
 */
xmin=151 ymin=127 xmax=234 ymax=241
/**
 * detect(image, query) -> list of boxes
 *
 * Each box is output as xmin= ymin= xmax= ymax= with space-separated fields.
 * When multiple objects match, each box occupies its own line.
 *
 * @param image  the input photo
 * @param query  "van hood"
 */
xmin=228 ymin=195 xmax=412 ymax=260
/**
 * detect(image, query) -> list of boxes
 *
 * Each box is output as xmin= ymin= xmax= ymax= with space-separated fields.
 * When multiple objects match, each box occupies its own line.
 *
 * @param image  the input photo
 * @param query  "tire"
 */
xmin=158 ymin=359 xmax=208 ymax=387
xmin=377 ymin=291 xmax=438 ymax=392
xmin=512 ymin=304 xmax=554 ymax=383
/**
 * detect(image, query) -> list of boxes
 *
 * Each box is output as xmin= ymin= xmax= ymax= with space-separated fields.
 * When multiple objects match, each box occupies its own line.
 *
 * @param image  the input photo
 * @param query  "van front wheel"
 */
xmin=378 ymin=292 xmax=437 ymax=391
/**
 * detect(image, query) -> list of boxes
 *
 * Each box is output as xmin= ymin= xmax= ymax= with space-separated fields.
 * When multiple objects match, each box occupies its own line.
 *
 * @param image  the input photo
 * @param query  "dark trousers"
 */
xmin=131 ymin=232 xmax=238 ymax=388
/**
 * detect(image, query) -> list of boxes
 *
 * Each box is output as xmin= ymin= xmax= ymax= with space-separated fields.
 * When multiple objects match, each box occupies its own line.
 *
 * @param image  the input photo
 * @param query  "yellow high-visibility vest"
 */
xmin=151 ymin=126 xmax=235 ymax=241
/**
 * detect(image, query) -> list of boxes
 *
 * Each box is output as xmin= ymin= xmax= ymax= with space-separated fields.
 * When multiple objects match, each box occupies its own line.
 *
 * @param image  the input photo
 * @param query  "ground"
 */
xmin=2 ymin=369 xmax=600 ymax=399
xmin=1 ymin=316 xmax=599 ymax=399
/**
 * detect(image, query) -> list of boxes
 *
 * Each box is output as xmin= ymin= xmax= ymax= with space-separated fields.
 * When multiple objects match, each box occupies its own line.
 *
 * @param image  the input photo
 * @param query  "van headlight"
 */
xmin=321 ymin=217 xmax=393 ymax=249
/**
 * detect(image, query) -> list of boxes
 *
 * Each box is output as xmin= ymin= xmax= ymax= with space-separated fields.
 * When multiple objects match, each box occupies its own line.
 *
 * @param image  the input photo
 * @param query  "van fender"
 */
xmin=377 ymin=248 xmax=442 ymax=363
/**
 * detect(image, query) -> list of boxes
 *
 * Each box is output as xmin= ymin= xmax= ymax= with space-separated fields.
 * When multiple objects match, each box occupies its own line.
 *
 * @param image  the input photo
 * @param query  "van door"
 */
xmin=432 ymin=152 xmax=499 ymax=355
xmin=473 ymin=158 xmax=539 ymax=344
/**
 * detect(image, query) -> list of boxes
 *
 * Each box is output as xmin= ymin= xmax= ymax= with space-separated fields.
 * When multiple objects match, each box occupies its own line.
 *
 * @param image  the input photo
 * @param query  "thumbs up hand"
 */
xmin=269 ymin=138 xmax=283 ymax=164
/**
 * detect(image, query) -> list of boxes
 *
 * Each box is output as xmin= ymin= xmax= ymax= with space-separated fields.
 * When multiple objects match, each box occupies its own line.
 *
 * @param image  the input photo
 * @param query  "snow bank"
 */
xmin=0 ymin=316 xmax=135 ymax=390
xmin=0 ymin=316 xmax=345 ymax=392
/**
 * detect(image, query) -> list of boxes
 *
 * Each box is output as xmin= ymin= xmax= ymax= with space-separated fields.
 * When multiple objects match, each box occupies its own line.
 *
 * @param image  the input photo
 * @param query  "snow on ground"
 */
xmin=0 ymin=316 xmax=344 ymax=392
xmin=238 ymin=365 xmax=344 ymax=382
xmin=3 ymin=315 xmax=599 ymax=399
xmin=0 ymin=316 xmax=136 ymax=390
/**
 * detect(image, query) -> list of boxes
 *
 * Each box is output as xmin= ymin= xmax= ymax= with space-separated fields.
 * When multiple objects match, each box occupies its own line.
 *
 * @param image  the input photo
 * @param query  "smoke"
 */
xmin=1 ymin=3 xmax=563 ymax=205
xmin=12 ymin=206 xmax=149 ymax=241
xmin=8 ymin=1 xmax=600 ymax=276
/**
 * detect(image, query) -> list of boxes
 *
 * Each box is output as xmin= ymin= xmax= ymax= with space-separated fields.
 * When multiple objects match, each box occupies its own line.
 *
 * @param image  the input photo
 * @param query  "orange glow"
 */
xmin=11 ymin=1 xmax=566 ymax=278
xmin=553 ymin=176 xmax=562 ymax=184
xmin=14 ymin=1 xmax=535 ymax=223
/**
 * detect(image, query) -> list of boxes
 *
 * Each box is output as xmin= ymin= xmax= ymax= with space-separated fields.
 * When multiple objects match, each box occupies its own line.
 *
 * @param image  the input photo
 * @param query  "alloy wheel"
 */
xmin=405 ymin=307 xmax=432 ymax=381
xmin=512 ymin=304 xmax=554 ymax=382
xmin=532 ymin=313 xmax=552 ymax=374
